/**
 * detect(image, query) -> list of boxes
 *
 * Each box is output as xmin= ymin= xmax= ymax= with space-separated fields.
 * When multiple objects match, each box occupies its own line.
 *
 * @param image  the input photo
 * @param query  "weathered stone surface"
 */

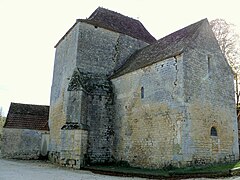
xmin=76 ymin=23 xmax=148 ymax=76
xmin=0 ymin=117 xmax=5 ymax=151
xmin=2 ymin=128 xmax=49 ymax=159
xmin=181 ymin=22 xmax=239 ymax=165
xmin=49 ymin=9 xmax=238 ymax=170
xmin=49 ymin=17 xmax=148 ymax=168
xmin=86 ymin=92 xmax=114 ymax=164
xmin=110 ymin=19 xmax=239 ymax=168
xmin=60 ymin=129 xmax=88 ymax=168
xmin=49 ymin=21 xmax=79 ymax=155
xmin=41 ymin=133 xmax=49 ymax=157
xmin=112 ymin=55 xmax=186 ymax=168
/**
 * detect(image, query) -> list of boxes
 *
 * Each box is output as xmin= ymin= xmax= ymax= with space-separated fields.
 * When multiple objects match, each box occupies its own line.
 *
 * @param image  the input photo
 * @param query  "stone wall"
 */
xmin=59 ymin=128 xmax=88 ymax=168
xmin=112 ymin=55 xmax=187 ymax=168
xmin=49 ymin=22 xmax=80 ymax=157
xmin=76 ymin=23 xmax=148 ymax=76
xmin=1 ymin=128 xmax=48 ymax=159
xmin=0 ymin=117 xmax=6 ymax=151
xmin=49 ymin=19 xmax=238 ymax=169
xmin=63 ymin=71 xmax=114 ymax=165
xmin=181 ymin=22 xmax=239 ymax=164
xmin=182 ymin=21 xmax=239 ymax=164
xmin=41 ymin=133 xmax=50 ymax=157
xmin=49 ymin=21 xmax=149 ymax=167
xmin=112 ymin=33 xmax=239 ymax=168
xmin=86 ymin=91 xmax=114 ymax=164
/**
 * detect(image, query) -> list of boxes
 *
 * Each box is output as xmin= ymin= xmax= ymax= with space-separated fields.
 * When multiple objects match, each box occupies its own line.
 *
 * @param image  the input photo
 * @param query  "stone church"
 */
xmin=48 ymin=7 xmax=239 ymax=169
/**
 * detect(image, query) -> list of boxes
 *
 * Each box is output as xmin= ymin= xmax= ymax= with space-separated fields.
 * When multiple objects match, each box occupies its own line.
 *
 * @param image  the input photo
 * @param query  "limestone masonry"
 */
xmin=2 ymin=103 xmax=49 ymax=159
xmin=48 ymin=7 xmax=239 ymax=169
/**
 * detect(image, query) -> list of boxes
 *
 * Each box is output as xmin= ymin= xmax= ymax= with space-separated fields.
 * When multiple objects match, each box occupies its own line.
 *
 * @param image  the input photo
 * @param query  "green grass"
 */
xmin=86 ymin=161 xmax=240 ymax=178
xmin=86 ymin=165 xmax=170 ymax=177
xmin=169 ymin=161 xmax=240 ymax=175
xmin=233 ymin=161 xmax=240 ymax=168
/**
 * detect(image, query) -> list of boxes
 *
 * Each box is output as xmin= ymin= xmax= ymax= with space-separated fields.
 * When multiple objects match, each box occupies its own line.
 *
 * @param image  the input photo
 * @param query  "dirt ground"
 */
xmin=0 ymin=159 xmax=143 ymax=180
xmin=0 ymin=159 xmax=240 ymax=180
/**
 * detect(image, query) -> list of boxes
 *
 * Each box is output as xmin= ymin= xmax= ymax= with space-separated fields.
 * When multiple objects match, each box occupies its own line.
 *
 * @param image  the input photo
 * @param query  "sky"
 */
xmin=0 ymin=0 xmax=239 ymax=116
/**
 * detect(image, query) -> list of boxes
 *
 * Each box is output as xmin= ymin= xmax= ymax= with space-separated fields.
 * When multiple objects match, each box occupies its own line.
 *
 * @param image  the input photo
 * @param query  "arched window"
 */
xmin=141 ymin=87 xmax=144 ymax=99
xmin=210 ymin=127 xmax=217 ymax=136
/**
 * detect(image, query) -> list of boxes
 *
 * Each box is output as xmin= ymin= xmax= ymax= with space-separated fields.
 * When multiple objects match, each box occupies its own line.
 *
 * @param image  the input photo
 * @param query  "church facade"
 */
xmin=48 ymin=7 xmax=239 ymax=169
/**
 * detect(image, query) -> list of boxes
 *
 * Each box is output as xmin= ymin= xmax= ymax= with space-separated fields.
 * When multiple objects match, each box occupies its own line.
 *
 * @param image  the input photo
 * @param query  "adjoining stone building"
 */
xmin=0 ymin=115 xmax=6 ymax=152
xmin=2 ymin=103 xmax=49 ymax=159
xmin=48 ymin=7 xmax=239 ymax=169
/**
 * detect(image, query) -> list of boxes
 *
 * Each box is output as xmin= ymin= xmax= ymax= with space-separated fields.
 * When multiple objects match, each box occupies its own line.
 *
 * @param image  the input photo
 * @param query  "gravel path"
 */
xmin=0 ymin=159 xmax=144 ymax=180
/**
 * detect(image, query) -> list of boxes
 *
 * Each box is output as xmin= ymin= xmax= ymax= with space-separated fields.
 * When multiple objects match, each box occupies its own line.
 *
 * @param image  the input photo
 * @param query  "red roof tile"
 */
xmin=4 ymin=103 xmax=49 ymax=131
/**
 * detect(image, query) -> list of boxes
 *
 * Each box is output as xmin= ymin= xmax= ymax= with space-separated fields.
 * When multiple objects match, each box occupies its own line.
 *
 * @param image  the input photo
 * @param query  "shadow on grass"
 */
xmin=84 ymin=161 xmax=240 ymax=179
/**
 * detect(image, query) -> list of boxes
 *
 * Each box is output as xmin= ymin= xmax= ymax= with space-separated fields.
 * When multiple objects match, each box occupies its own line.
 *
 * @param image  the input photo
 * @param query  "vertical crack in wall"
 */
xmin=172 ymin=56 xmax=179 ymax=99
xmin=112 ymin=35 xmax=121 ymax=63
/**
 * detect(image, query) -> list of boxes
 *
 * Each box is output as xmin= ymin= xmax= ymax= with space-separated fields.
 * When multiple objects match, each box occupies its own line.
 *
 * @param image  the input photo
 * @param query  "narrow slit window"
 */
xmin=141 ymin=87 xmax=144 ymax=99
xmin=210 ymin=127 xmax=217 ymax=136
xmin=208 ymin=55 xmax=211 ymax=75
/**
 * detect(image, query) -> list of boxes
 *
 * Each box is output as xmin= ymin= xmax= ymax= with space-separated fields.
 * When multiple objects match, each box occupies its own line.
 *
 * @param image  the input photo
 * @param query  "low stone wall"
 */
xmin=0 ymin=118 xmax=6 ymax=153
xmin=1 ymin=128 xmax=48 ymax=159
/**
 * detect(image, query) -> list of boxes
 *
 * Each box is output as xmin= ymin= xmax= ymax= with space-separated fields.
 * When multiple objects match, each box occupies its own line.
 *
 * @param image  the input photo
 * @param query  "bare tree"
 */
xmin=210 ymin=19 xmax=240 ymax=106
xmin=0 ymin=107 xmax=2 ymax=119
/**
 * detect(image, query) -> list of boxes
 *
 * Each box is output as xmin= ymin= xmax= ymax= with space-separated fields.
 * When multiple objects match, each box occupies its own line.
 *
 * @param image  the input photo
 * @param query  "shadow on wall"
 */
xmin=40 ymin=133 xmax=50 ymax=159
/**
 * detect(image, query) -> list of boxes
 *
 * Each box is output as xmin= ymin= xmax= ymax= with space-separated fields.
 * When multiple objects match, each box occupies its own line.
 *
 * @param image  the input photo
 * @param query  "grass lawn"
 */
xmin=85 ymin=161 xmax=240 ymax=178
xmin=169 ymin=161 xmax=240 ymax=175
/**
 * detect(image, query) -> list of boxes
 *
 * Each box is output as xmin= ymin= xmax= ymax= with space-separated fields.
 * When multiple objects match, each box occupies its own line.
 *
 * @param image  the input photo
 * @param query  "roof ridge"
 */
xmin=180 ymin=18 xmax=208 ymax=47
xmin=10 ymin=102 xmax=49 ymax=107
xmin=156 ymin=18 xmax=208 ymax=46
xmin=55 ymin=7 xmax=156 ymax=47
xmin=89 ymin=7 xmax=142 ymax=23
xmin=86 ymin=7 xmax=156 ymax=44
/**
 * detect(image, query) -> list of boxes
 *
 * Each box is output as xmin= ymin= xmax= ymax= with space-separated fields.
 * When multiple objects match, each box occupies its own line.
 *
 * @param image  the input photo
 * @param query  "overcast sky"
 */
xmin=0 ymin=0 xmax=239 ymax=115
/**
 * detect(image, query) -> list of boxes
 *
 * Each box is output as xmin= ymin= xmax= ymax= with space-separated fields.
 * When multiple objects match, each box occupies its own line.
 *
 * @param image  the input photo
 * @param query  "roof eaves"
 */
xmin=110 ymin=49 xmax=184 ymax=79
xmin=54 ymin=20 xmax=79 ymax=48
xmin=110 ymin=19 xmax=208 ymax=79
xmin=78 ymin=19 xmax=155 ymax=44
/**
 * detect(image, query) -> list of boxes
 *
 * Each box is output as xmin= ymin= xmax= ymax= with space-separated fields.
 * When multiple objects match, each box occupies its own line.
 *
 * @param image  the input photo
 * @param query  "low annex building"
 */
xmin=2 ymin=103 xmax=49 ymax=159
xmin=48 ymin=7 xmax=239 ymax=169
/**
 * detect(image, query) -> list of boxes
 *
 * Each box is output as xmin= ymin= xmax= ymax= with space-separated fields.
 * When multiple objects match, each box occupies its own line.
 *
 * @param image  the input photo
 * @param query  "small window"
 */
xmin=207 ymin=55 xmax=212 ymax=77
xmin=141 ymin=87 xmax=144 ymax=99
xmin=210 ymin=127 xmax=217 ymax=136
xmin=208 ymin=56 xmax=211 ymax=73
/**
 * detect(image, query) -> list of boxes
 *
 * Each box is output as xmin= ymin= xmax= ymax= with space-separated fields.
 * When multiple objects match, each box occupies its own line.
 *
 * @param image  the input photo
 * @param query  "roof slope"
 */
xmin=111 ymin=19 xmax=208 ymax=79
xmin=4 ymin=103 xmax=49 ymax=131
xmin=55 ymin=7 xmax=156 ymax=47
xmin=80 ymin=7 xmax=156 ymax=44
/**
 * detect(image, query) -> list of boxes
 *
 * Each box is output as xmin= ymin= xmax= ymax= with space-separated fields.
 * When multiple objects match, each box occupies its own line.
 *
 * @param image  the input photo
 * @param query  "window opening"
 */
xmin=141 ymin=87 xmax=144 ymax=99
xmin=208 ymin=55 xmax=211 ymax=75
xmin=210 ymin=127 xmax=217 ymax=136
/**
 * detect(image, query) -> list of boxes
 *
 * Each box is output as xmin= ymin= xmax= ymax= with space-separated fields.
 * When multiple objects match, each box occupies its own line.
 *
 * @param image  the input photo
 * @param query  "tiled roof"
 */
xmin=83 ymin=7 xmax=156 ymax=44
xmin=4 ymin=103 xmax=49 ymax=131
xmin=55 ymin=7 xmax=156 ymax=47
xmin=111 ymin=19 xmax=208 ymax=79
